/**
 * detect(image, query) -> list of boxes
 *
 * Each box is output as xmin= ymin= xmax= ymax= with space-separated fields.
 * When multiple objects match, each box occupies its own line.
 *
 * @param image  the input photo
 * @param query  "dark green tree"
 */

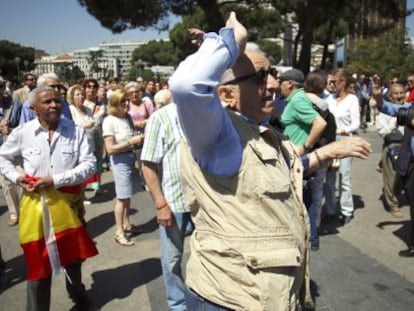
xmin=87 ymin=50 xmax=104 ymax=77
xmin=131 ymin=40 xmax=178 ymax=66
xmin=78 ymin=0 xmax=411 ymax=73
xmin=347 ymin=27 xmax=413 ymax=80
xmin=0 ymin=40 xmax=35 ymax=81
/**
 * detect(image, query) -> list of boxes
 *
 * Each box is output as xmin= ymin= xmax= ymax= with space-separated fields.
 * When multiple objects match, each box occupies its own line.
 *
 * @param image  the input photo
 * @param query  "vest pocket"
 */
xmin=242 ymin=248 xmax=302 ymax=269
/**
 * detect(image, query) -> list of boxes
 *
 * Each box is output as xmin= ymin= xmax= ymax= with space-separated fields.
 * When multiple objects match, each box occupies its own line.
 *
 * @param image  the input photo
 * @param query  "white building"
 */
xmin=34 ymin=39 xmax=169 ymax=80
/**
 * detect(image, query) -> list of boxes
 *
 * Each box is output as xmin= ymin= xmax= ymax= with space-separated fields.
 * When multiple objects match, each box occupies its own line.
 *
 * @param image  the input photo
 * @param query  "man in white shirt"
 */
xmin=0 ymin=85 xmax=98 ymax=311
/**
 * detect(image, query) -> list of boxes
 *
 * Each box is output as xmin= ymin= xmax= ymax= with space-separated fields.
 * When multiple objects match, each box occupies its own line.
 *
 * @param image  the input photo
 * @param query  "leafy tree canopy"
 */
xmin=0 ymin=40 xmax=35 ymax=80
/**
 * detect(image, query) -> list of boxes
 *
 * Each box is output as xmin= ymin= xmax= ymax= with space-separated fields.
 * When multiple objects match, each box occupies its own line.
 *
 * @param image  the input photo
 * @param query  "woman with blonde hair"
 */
xmin=67 ymin=84 xmax=96 ymax=205
xmin=102 ymin=89 xmax=144 ymax=246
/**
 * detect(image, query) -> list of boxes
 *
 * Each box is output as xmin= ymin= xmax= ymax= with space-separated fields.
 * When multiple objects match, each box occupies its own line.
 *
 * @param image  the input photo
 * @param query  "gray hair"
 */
xmin=220 ymin=42 xmax=266 ymax=85
xmin=124 ymin=81 xmax=139 ymax=92
xmin=28 ymin=86 xmax=57 ymax=107
xmin=154 ymin=89 xmax=172 ymax=109
xmin=36 ymin=73 xmax=59 ymax=87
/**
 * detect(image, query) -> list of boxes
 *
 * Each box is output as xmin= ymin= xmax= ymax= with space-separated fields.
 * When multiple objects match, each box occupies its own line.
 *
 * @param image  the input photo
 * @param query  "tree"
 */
xmin=0 ymin=40 xmax=35 ymax=81
xmin=131 ymin=40 xmax=178 ymax=66
xmin=79 ymin=0 xmax=411 ymax=73
xmin=87 ymin=49 xmax=104 ymax=78
xmin=347 ymin=27 xmax=413 ymax=80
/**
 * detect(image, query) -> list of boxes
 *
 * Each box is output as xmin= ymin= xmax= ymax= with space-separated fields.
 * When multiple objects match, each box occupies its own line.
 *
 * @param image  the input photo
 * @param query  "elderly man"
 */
xmin=141 ymin=96 xmax=190 ymax=311
xmin=373 ymin=85 xmax=414 ymax=257
xmin=19 ymin=72 xmax=72 ymax=125
xmin=8 ymin=73 xmax=37 ymax=127
xmin=0 ymin=86 xmax=98 ymax=310
xmin=169 ymin=12 xmax=371 ymax=310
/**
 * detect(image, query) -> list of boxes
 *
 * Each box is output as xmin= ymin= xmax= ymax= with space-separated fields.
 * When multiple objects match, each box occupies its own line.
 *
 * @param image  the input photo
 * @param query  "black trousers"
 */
xmin=402 ymin=163 xmax=414 ymax=247
xmin=26 ymin=260 xmax=88 ymax=311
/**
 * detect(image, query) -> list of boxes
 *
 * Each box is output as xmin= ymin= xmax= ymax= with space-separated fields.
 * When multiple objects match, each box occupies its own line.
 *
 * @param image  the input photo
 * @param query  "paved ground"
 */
xmin=0 ymin=127 xmax=414 ymax=310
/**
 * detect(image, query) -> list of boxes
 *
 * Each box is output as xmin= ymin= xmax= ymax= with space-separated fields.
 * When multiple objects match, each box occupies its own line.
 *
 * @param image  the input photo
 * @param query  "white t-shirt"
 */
xmin=328 ymin=93 xmax=360 ymax=134
xmin=102 ymin=115 xmax=134 ymax=144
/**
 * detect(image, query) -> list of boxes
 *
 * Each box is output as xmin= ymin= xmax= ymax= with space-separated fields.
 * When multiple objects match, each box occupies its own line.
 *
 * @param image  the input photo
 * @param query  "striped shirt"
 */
xmin=141 ymin=103 xmax=188 ymax=213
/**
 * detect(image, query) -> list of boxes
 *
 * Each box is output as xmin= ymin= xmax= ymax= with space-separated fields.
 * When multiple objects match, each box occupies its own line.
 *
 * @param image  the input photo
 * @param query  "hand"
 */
xmin=225 ymin=11 xmax=247 ymax=53
xmin=32 ymin=176 xmax=55 ymax=191
xmin=325 ymin=137 xmax=372 ymax=160
xmin=188 ymin=28 xmax=205 ymax=46
xmin=130 ymin=133 xmax=144 ymax=146
xmin=157 ymin=204 xmax=173 ymax=227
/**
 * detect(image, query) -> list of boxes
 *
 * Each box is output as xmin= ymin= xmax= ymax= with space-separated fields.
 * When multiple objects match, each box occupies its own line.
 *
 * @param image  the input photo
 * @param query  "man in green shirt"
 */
xmin=280 ymin=69 xmax=326 ymax=154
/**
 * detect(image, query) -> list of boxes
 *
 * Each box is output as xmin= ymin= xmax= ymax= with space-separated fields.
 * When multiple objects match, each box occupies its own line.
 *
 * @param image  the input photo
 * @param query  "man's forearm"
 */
xmin=141 ymin=161 xmax=167 ymax=208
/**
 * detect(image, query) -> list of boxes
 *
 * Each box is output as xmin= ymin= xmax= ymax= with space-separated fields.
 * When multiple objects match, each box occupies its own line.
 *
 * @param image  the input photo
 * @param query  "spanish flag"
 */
xmin=19 ymin=186 xmax=98 ymax=281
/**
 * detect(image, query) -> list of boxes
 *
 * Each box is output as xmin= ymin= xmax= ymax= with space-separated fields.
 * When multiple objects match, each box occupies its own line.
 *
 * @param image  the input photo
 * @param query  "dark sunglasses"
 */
xmin=49 ymin=84 xmax=63 ymax=90
xmin=86 ymin=84 xmax=98 ymax=89
xmin=41 ymin=98 xmax=61 ymax=105
xmin=222 ymin=68 xmax=278 ymax=86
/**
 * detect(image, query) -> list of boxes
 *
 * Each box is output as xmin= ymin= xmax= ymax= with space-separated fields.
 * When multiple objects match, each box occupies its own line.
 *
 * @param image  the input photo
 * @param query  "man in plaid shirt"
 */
xmin=141 ymin=97 xmax=191 ymax=311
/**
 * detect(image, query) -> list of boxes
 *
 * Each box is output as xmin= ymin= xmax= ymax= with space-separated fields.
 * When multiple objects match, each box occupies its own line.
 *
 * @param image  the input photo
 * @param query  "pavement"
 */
xmin=0 ymin=126 xmax=414 ymax=311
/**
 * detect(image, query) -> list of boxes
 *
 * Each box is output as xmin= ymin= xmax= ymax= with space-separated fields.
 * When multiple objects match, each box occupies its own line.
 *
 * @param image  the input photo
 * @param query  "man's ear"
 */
xmin=218 ymin=85 xmax=237 ymax=109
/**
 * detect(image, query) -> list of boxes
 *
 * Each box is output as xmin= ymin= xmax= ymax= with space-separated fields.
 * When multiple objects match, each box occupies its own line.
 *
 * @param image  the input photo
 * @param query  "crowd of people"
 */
xmin=0 ymin=11 xmax=412 ymax=311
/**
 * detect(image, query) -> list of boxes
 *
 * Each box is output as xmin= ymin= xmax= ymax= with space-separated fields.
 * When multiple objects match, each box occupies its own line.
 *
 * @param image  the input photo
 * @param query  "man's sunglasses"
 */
xmin=222 ymin=68 xmax=278 ymax=86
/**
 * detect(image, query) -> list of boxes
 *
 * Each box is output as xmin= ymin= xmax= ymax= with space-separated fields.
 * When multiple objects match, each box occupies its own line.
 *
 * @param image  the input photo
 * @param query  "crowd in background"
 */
xmin=0 ymin=62 xmax=413 ymax=309
xmin=0 ymin=68 xmax=411 ymax=240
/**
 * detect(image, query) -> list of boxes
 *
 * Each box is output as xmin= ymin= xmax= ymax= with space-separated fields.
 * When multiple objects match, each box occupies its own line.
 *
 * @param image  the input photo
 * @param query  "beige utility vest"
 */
xmin=180 ymin=111 xmax=310 ymax=311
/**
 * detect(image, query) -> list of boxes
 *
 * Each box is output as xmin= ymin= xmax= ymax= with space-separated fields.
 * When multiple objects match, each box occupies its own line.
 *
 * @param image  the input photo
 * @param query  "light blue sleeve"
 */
xmin=380 ymin=99 xmax=411 ymax=117
xmin=19 ymin=101 xmax=36 ymax=125
xmin=169 ymin=27 xmax=242 ymax=176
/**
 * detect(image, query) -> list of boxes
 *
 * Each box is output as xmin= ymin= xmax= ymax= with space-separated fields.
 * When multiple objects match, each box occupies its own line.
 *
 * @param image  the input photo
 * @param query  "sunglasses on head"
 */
xmin=222 ymin=68 xmax=278 ymax=86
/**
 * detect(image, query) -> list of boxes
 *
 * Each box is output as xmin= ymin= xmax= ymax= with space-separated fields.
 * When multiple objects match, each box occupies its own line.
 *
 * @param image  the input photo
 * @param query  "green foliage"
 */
xmin=131 ymin=40 xmax=178 ymax=66
xmin=347 ymin=27 xmax=412 ymax=80
xmin=77 ymin=0 xmax=169 ymax=33
xmin=258 ymin=40 xmax=282 ymax=65
xmin=0 ymin=40 xmax=35 ymax=81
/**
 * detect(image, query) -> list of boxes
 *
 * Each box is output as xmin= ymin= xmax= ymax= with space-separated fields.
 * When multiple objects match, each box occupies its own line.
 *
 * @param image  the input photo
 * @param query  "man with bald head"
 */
xmin=170 ymin=12 xmax=371 ymax=310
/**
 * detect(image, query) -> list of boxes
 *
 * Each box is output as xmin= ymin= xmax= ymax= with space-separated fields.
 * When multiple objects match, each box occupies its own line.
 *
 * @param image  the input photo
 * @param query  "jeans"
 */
xmin=185 ymin=287 xmax=232 ymax=311
xmin=304 ymin=162 xmax=329 ymax=246
xmin=159 ymin=212 xmax=191 ymax=311
xmin=325 ymin=156 xmax=354 ymax=217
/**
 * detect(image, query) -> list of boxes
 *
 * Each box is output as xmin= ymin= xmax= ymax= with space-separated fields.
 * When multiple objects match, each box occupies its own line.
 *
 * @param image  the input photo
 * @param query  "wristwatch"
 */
xmin=303 ymin=143 xmax=313 ymax=153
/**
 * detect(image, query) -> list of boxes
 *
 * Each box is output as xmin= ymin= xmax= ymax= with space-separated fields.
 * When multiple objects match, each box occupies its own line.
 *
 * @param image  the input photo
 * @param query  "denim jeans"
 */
xmin=159 ymin=212 xmax=191 ymax=311
xmin=185 ymin=287 xmax=232 ymax=311
xmin=304 ymin=162 xmax=329 ymax=246
xmin=325 ymin=157 xmax=354 ymax=217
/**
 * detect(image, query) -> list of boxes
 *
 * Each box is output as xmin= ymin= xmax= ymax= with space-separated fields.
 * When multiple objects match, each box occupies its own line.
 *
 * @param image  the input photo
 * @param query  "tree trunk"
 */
xmin=197 ymin=0 xmax=225 ymax=32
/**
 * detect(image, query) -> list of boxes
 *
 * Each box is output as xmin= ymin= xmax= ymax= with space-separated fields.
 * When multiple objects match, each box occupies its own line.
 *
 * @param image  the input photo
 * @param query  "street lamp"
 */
xmin=14 ymin=57 xmax=21 ymax=82
xmin=23 ymin=60 xmax=29 ymax=73
xmin=135 ymin=59 xmax=143 ymax=78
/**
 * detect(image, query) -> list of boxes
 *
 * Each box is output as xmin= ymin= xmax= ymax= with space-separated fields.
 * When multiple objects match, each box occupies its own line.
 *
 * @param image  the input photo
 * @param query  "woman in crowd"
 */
xmin=82 ymin=79 xmax=105 ymax=196
xmin=325 ymin=69 xmax=360 ymax=225
xmin=126 ymin=82 xmax=154 ymax=133
xmin=67 ymin=84 xmax=96 ymax=204
xmin=102 ymin=89 xmax=144 ymax=246
xmin=125 ymin=82 xmax=154 ymax=186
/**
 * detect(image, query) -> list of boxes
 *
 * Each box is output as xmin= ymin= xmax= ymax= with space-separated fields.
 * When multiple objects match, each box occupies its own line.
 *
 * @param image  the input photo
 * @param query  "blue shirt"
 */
xmin=169 ymin=27 xmax=241 ymax=176
xmin=19 ymin=99 xmax=73 ymax=125
xmin=379 ymin=100 xmax=414 ymax=155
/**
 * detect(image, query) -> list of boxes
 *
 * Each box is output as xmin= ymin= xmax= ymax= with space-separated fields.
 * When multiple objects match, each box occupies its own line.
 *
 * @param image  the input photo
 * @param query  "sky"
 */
xmin=1 ymin=0 xmax=414 ymax=56
xmin=0 ymin=0 xmax=180 ymax=55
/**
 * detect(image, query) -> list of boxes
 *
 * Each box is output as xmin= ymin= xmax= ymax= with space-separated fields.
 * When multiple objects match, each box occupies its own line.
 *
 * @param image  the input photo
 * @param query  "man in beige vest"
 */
xmin=169 ymin=12 xmax=371 ymax=310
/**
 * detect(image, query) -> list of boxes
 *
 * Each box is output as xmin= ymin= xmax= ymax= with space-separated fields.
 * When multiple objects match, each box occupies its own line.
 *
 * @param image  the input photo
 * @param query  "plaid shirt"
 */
xmin=141 ymin=103 xmax=188 ymax=213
